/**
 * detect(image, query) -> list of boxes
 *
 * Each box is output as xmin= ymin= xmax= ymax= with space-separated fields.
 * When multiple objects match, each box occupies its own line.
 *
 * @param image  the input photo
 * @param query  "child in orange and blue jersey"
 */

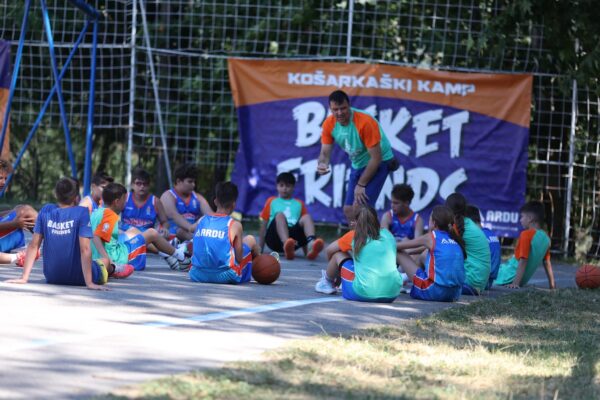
xmin=160 ymin=163 xmax=213 ymax=242
xmin=189 ymin=182 xmax=260 ymax=284
xmin=120 ymin=167 xmax=171 ymax=237
xmin=258 ymin=172 xmax=324 ymax=260
xmin=381 ymin=184 xmax=424 ymax=241
xmin=91 ymin=183 xmax=190 ymax=275
xmin=396 ymin=205 xmax=466 ymax=302
xmin=79 ymin=171 xmax=113 ymax=214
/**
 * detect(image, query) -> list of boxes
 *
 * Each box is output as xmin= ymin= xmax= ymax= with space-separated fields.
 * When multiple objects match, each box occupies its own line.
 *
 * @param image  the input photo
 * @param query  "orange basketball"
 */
xmin=575 ymin=264 xmax=600 ymax=289
xmin=252 ymin=254 xmax=280 ymax=285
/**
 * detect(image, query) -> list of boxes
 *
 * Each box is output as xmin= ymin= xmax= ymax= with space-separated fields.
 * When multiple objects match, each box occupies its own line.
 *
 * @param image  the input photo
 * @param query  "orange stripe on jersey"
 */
xmin=94 ymin=208 xmax=119 ymax=243
xmin=0 ymin=227 xmax=18 ymax=239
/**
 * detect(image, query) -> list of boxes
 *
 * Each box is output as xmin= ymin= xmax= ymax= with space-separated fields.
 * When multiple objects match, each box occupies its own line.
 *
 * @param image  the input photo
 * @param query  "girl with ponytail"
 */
xmin=445 ymin=193 xmax=491 ymax=296
xmin=315 ymin=205 xmax=402 ymax=302
xmin=396 ymin=205 xmax=466 ymax=302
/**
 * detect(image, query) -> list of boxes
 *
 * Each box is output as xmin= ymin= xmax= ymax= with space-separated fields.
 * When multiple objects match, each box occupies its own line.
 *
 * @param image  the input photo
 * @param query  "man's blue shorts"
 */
xmin=345 ymin=161 xmax=390 ymax=207
xmin=410 ymin=268 xmax=462 ymax=302
xmin=340 ymin=258 xmax=397 ymax=303
xmin=189 ymin=244 xmax=252 ymax=284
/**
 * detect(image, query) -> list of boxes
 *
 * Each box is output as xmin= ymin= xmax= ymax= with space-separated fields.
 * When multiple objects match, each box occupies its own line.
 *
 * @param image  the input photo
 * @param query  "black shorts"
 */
xmin=265 ymin=220 xmax=308 ymax=252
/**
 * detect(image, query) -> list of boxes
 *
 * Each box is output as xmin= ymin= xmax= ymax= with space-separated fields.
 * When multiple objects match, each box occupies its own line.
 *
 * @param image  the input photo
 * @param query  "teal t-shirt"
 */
xmin=328 ymin=108 xmax=394 ymax=169
xmin=494 ymin=229 xmax=550 ymax=286
xmin=90 ymin=207 xmax=128 ymax=264
xmin=260 ymin=197 xmax=306 ymax=227
xmin=352 ymin=229 xmax=402 ymax=299
xmin=463 ymin=217 xmax=491 ymax=292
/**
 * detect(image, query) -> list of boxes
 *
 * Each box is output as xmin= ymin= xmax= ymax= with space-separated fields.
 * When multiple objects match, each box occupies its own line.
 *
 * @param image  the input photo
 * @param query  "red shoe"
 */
xmin=110 ymin=263 xmax=134 ymax=279
xmin=283 ymin=238 xmax=296 ymax=260
xmin=15 ymin=249 xmax=41 ymax=268
xmin=307 ymin=238 xmax=324 ymax=260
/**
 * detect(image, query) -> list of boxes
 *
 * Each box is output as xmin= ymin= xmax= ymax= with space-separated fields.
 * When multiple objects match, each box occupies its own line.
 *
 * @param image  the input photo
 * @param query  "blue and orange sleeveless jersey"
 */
xmin=0 ymin=211 xmax=25 ymax=252
xmin=387 ymin=210 xmax=420 ymax=241
xmin=121 ymin=193 xmax=157 ymax=232
xmin=414 ymin=230 xmax=465 ymax=289
xmin=167 ymin=189 xmax=202 ymax=234
xmin=191 ymin=214 xmax=250 ymax=276
xmin=482 ymin=227 xmax=501 ymax=280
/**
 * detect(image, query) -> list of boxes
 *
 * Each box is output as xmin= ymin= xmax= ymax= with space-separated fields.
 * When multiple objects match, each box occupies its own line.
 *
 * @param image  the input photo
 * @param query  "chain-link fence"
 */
xmin=0 ymin=0 xmax=598 ymax=259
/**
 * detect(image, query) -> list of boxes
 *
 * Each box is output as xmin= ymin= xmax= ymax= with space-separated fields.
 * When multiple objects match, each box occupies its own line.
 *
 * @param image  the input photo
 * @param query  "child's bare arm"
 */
xmin=258 ymin=220 xmax=267 ymax=252
xmin=231 ymin=221 xmax=244 ymax=264
xmin=380 ymin=212 xmax=391 ymax=230
xmin=80 ymin=237 xmax=108 ymax=290
xmin=396 ymin=233 xmax=431 ymax=251
xmin=414 ymin=215 xmax=424 ymax=237
xmin=543 ymin=258 xmax=556 ymax=289
xmin=5 ymin=233 xmax=42 ymax=284
xmin=506 ymin=258 xmax=528 ymax=288
xmin=92 ymin=235 xmax=112 ymax=265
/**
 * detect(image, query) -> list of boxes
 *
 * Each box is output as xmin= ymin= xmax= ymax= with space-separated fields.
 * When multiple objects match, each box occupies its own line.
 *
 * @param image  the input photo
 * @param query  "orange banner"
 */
xmin=228 ymin=59 xmax=532 ymax=128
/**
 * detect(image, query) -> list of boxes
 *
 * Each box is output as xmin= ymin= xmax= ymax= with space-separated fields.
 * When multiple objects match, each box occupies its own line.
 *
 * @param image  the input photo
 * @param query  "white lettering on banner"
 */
xmin=293 ymin=102 xmax=325 ymax=147
xmin=287 ymin=71 xmax=477 ymax=97
xmin=485 ymin=211 xmax=519 ymax=223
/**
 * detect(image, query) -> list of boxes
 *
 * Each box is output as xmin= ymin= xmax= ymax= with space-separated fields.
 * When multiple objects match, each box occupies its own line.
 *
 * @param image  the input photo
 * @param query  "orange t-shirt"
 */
xmin=338 ymin=230 xmax=355 ymax=252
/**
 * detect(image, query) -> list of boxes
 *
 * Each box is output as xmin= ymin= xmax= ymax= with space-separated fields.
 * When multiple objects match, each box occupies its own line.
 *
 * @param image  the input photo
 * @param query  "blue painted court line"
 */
xmin=144 ymin=296 xmax=342 ymax=328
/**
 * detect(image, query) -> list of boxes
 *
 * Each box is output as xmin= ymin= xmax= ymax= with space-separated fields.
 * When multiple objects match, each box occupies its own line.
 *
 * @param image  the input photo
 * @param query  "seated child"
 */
xmin=465 ymin=204 xmax=501 ymax=289
xmin=160 ymin=163 xmax=213 ymax=242
xmin=494 ymin=201 xmax=555 ymax=289
xmin=315 ymin=205 xmax=402 ymax=303
xmin=79 ymin=171 xmax=113 ymax=213
xmin=6 ymin=177 xmax=108 ymax=289
xmin=189 ymin=181 xmax=260 ymax=284
xmin=91 ymin=183 xmax=190 ymax=275
xmin=446 ymin=192 xmax=490 ymax=296
xmin=381 ymin=183 xmax=423 ymax=241
xmin=258 ymin=172 xmax=324 ymax=260
xmin=396 ymin=205 xmax=466 ymax=302
xmin=0 ymin=159 xmax=38 ymax=259
xmin=121 ymin=167 xmax=172 ymax=251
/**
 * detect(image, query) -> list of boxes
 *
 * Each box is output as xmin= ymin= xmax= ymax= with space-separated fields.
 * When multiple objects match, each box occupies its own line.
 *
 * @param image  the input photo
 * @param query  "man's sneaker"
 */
xmin=111 ymin=263 xmax=134 ymax=279
xmin=315 ymin=270 xmax=336 ymax=294
xmin=283 ymin=238 xmax=296 ymax=260
xmin=307 ymin=238 xmax=324 ymax=260
xmin=15 ymin=249 xmax=41 ymax=268
xmin=400 ymin=273 xmax=413 ymax=294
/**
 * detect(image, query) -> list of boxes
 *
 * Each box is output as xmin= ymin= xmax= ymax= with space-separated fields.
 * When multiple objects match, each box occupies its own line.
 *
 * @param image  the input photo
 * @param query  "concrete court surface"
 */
xmin=0 ymin=252 xmax=576 ymax=400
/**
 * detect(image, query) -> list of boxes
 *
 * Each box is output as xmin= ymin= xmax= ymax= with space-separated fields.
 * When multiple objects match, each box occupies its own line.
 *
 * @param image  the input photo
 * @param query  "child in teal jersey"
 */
xmin=315 ymin=205 xmax=401 ymax=302
xmin=446 ymin=193 xmax=491 ymax=296
xmin=494 ymin=201 xmax=555 ymax=289
xmin=258 ymin=172 xmax=324 ymax=260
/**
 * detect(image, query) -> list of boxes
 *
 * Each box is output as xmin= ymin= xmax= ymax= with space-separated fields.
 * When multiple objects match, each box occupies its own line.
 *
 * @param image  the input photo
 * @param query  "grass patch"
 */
xmin=99 ymin=288 xmax=600 ymax=400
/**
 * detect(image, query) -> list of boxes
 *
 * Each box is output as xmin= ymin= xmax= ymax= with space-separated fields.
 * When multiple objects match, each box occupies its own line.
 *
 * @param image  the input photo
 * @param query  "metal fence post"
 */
xmin=346 ymin=0 xmax=354 ymax=63
xmin=126 ymin=0 xmax=138 ymax=188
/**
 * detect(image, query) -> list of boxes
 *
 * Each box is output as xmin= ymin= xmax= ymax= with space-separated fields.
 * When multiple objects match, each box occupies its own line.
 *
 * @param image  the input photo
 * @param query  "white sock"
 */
xmin=401 ymin=272 xmax=409 ymax=282
xmin=9 ymin=254 xmax=17 ymax=264
xmin=172 ymin=246 xmax=186 ymax=261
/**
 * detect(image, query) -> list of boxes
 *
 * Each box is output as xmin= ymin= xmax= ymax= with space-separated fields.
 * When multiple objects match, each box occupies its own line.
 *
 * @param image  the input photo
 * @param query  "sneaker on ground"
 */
xmin=15 ymin=249 xmax=41 ymax=268
xmin=307 ymin=238 xmax=324 ymax=260
xmin=111 ymin=263 xmax=134 ymax=279
xmin=315 ymin=270 xmax=336 ymax=294
xmin=164 ymin=254 xmax=181 ymax=270
xmin=283 ymin=238 xmax=296 ymax=260
xmin=177 ymin=256 xmax=192 ymax=272
xmin=169 ymin=237 xmax=180 ymax=248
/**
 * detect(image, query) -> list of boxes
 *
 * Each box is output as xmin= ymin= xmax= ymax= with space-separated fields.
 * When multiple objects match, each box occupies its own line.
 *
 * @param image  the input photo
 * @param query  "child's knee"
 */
xmin=244 ymin=234 xmax=256 ymax=247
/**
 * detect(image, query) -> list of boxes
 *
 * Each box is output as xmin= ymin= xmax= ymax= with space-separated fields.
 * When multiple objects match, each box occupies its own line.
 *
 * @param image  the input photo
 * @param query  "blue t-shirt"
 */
xmin=387 ymin=210 xmax=420 ymax=241
xmin=120 ymin=193 xmax=158 ymax=232
xmin=34 ymin=204 xmax=93 ymax=285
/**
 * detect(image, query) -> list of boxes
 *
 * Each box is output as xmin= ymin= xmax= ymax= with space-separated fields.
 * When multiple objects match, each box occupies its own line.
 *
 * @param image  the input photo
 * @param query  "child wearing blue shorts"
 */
xmin=315 ymin=205 xmax=402 ymax=302
xmin=189 ymin=181 xmax=260 ymax=284
xmin=6 ymin=178 xmax=108 ymax=289
xmin=396 ymin=205 xmax=466 ymax=302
